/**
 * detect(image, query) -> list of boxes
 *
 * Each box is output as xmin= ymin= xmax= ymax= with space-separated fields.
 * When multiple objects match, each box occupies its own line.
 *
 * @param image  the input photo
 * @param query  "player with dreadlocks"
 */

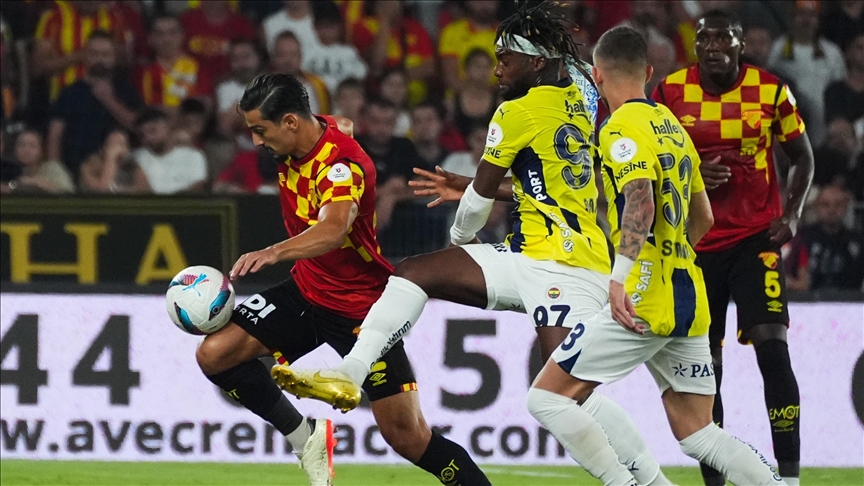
xmin=270 ymin=4 xmax=674 ymax=484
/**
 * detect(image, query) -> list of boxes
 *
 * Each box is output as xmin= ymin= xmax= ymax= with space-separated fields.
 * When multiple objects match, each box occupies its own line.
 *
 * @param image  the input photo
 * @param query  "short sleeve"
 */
xmin=482 ymin=101 xmax=533 ymax=169
xmin=315 ymin=160 xmax=365 ymax=206
xmin=773 ymin=83 xmax=805 ymax=143
xmin=690 ymin=150 xmax=705 ymax=194
xmin=35 ymin=10 xmax=57 ymax=42
xmin=600 ymin=123 xmax=658 ymax=189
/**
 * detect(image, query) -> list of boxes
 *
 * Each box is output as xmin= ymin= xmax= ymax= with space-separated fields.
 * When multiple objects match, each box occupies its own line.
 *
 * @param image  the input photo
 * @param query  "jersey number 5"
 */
xmin=658 ymin=153 xmax=693 ymax=229
xmin=555 ymin=124 xmax=593 ymax=191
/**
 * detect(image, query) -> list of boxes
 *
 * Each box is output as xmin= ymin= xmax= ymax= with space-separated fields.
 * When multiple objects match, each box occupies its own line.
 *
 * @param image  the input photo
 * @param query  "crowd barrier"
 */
xmin=1 ymin=295 xmax=861 ymax=466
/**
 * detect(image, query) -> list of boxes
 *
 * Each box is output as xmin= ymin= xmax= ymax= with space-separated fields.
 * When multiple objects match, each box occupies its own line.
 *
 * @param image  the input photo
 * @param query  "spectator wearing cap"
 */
xmin=180 ymin=0 xmax=257 ymax=83
xmin=47 ymin=31 xmax=141 ymax=179
xmin=302 ymin=1 xmax=368 ymax=94
xmin=269 ymin=31 xmax=330 ymax=114
xmin=438 ymin=1 xmax=499 ymax=93
xmin=132 ymin=109 xmax=207 ymax=194
xmin=769 ymin=0 xmax=847 ymax=145
xmin=262 ymin=0 xmax=318 ymax=55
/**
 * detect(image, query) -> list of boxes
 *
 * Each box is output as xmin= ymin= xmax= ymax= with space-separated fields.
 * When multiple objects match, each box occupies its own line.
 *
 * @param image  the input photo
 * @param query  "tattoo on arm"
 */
xmin=619 ymin=179 xmax=655 ymax=260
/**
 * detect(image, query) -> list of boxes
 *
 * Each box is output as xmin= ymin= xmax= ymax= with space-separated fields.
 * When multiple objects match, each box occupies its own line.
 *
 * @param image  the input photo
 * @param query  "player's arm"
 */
xmin=449 ymin=160 xmax=509 ymax=244
xmin=229 ymin=200 xmax=358 ymax=280
xmin=687 ymin=189 xmax=714 ymax=245
xmin=409 ymin=166 xmax=512 ymax=207
xmin=774 ymin=134 xmax=814 ymax=245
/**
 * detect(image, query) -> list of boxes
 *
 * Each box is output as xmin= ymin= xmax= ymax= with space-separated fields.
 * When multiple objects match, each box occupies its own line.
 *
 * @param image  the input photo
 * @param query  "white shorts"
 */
xmin=460 ymin=243 xmax=608 ymax=328
xmin=550 ymin=307 xmax=716 ymax=395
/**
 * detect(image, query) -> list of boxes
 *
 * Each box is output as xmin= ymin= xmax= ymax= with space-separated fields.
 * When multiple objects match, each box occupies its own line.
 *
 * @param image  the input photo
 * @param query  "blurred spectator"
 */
xmin=0 ymin=123 xmax=20 ymax=188
xmin=136 ymin=14 xmax=212 ymax=113
xmin=439 ymin=0 xmax=499 ymax=93
xmin=4 ymin=128 xmax=74 ymax=194
xmin=180 ymin=0 xmax=257 ymax=83
xmin=303 ymin=0 xmax=367 ymax=93
xmin=108 ymin=0 xmax=149 ymax=67
xmin=1 ymin=14 xmax=15 ymax=121
xmin=333 ymin=77 xmax=365 ymax=123
xmin=769 ymin=0 xmax=847 ymax=145
xmin=821 ymin=0 xmax=864 ymax=52
xmin=353 ymin=0 xmax=434 ymax=104
xmin=270 ymin=31 xmax=329 ymax=114
xmin=47 ymin=31 xmax=141 ymax=179
xmin=448 ymin=48 xmax=497 ymax=139
xmin=79 ymin=130 xmax=150 ymax=194
xmin=411 ymin=101 xmax=449 ymax=168
xmin=813 ymin=118 xmax=859 ymax=186
xmin=378 ymin=68 xmax=411 ymax=136
xmin=262 ymin=0 xmax=317 ymax=54
xmin=32 ymin=1 xmax=127 ymax=101
xmin=217 ymin=38 xmax=263 ymax=151
xmin=617 ymin=0 xmax=676 ymax=93
xmin=824 ymin=33 xmax=864 ymax=125
xmin=178 ymin=97 xmax=235 ymax=180
xmin=213 ymin=149 xmax=279 ymax=194
xmin=742 ymin=26 xmax=774 ymax=68
xmin=132 ymin=109 xmax=207 ymax=194
xmin=738 ymin=0 xmax=793 ymax=38
xmin=786 ymin=184 xmax=864 ymax=291
xmin=666 ymin=1 xmax=698 ymax=67
xmin=356 ymin=98 xmax=421 ymax=230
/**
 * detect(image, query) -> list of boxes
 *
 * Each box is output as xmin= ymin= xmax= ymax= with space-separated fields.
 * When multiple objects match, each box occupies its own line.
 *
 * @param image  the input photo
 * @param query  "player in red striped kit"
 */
xmin=194 ymin=74 xmax=490 ymax=486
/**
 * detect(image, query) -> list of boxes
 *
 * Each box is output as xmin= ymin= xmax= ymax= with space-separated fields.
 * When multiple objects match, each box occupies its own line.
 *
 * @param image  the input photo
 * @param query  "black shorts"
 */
xmin=231 ymin=276 xmax=417 ymax=402
xmin=699 ymin=229 xmax=790 ymax=347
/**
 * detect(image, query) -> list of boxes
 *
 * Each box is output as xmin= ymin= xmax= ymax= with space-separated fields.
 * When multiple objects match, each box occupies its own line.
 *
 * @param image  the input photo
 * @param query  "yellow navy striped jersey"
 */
xmin=600 ymin=99 xmax=710 ymax=337
xmin=483 ymin=79 xmax=610 ymax=274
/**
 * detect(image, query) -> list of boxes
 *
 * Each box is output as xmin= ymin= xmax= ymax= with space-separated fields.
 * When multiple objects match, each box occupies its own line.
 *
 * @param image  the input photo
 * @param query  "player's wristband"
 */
xmin=450 ymin=182 xmax=495 ymax=245
xmin=610 ymin=254 xmax=636 ymax=284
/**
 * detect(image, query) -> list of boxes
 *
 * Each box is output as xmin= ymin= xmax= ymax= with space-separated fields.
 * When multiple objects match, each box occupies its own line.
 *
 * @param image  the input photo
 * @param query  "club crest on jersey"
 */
xmin=758 ymin=252 xmax=780 ymax=269
xmin=327 ymin=163 xmax=351 ymax=182
xmin=610 ymin=138 xmax=636 ymax=162
xmin=547 ymin=287 xmax=561 ymax=300
xmin=742 ymin=110 xmax=763 ymax=129
xmin=487 ymin=122 xmax=504 ymax=147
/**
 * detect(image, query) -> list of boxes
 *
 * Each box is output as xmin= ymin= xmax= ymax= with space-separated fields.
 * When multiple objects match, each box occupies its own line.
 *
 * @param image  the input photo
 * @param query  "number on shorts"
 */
xmin=560 ymin=323 xmax=585 ymax=351
xmin=533 ymin=305 xmax=571 ymax=327
xmin=765 ymin=270 xmax=781 ymax=298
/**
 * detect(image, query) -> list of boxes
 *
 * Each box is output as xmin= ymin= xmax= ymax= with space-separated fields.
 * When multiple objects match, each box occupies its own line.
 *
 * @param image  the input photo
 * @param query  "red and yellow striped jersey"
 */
xmin=35 ymin=1 xmax=121 ymax=100
xmin=652 ymin=64 xmax=806 ymax=252
xmin=135 ymin=56 xmax=212 ymax=108
xmin=278 ymin=115 xmax=393 ymax=319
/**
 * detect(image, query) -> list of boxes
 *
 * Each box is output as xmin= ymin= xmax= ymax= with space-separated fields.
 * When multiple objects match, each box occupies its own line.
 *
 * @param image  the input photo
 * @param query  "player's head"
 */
xmin=591 ymin=26 xmax=651 ymax=100
xmin=239 ymin=73 xmax=313 ymax=158
xmin=493 ymin=0 xmax=580 ymax=100
xmin=695 ymin=9 xmax=744 ymax=78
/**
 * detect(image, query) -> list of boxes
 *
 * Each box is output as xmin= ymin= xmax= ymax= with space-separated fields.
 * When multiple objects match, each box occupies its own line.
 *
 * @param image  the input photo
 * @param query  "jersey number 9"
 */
xmin=555 ymin=124 xmax=593 ymax=191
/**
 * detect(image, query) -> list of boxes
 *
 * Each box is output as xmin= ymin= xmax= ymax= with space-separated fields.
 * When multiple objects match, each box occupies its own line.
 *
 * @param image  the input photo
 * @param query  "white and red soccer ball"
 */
xmin=166 ymin=265 xmax=235 ymax=335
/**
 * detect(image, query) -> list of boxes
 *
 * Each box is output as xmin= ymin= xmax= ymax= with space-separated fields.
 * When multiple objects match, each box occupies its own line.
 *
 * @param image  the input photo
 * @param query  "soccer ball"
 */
xmin=166 ymin=265 xmax=235 ymax=335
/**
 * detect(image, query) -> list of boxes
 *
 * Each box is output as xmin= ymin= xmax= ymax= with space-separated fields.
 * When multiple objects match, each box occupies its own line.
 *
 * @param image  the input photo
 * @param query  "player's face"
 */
xmin=244 ymin=109 xmax=297 ymax=158
xmin=695 ymin=20 xmax=743 ymax=77
xmin=494 ymin=50 xmax=537 ymax=101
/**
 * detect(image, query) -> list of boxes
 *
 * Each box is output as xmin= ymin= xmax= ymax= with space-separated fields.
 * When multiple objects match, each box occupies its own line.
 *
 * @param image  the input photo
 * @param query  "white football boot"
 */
xmin=297 ymin=418 xmax=335 ymax=486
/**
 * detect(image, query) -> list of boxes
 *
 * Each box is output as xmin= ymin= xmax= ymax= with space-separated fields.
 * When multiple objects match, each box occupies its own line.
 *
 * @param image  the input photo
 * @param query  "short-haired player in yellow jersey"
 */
xmin=527 ymin=26 xmax=787 ymax=486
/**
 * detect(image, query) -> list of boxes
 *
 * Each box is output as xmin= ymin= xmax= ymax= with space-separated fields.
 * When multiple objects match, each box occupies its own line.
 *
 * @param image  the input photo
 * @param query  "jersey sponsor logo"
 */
xmin=564 ymin=98 xmax=589 ymax=122
xmin=758 ymin=251 xmax=780 ymax=269
xmin=486 ymin=122 xmax=504 ymax=147
xmin=484 ymin=146 xmax=502 ymax=158
xmin=383 ymin=321 xmax=412 ymax=357
xmin=547 ymin=287 xmax=561 ymax=300
xmin=237 ymin=294 xmax=277 ymax=324
xmin=742 ymin=110 xmax=763 ymax=129
xmin=650 ymin=120 xmax=685 ymax=148
xmin=610 ymin=138 xmax=637 ymax=163
xmin=673 ymin=362 xmax=714 ymax=377
xmin=526 ymin=169 xmax=549 ymax=202
xmin=630 ymin=260 xmax=654 ymax=306
xmin=327 ymin=163 xmax=352 ymax=182
xmin=680 ymin=114 xmax=696 ymax=126
xmin=614 ymin=160 xmax=648 ymax=182
xmin=769 ymin=405 xmax=799 ymax=430
xmin=767 ymin=300 xmax=784 ymax=313
xmin=661 ymin=239 xmax=692 ymax=258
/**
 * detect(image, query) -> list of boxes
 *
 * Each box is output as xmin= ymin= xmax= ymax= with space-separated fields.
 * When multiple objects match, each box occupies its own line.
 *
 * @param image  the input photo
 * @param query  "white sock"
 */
xmin=679 ymin=423 xmax=785 ymax=486
xmin=783 ymin=478 xmax=799 ymax=486
xmin=582 ymin=392 xmax=674 ymax=486
xmin=527 ymin=388 xmax=639 ymax=486
xmin=285 ymin=418 xmax=312 ymax=454
xmin=336 ymin=276 xmax=428 ymax=386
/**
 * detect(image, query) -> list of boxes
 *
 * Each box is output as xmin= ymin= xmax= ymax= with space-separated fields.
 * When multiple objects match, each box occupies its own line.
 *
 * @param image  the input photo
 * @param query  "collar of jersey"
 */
xmin=289 ymin=116 xmax=331 ymax=166
xmin=624 ymin=98 xmax=657 ymax=107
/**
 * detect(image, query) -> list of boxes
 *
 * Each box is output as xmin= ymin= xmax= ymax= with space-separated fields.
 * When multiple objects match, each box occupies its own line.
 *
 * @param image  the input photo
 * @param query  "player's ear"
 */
xmin=592 ymin=65 xmax=602 ymax=84
xmin=645 ymin=64 xmax=654 ymax=84
xmin=533 ymin=56 xmax=547 ymax=72
xmin=281 ymin=112 xmax=299 ymax=131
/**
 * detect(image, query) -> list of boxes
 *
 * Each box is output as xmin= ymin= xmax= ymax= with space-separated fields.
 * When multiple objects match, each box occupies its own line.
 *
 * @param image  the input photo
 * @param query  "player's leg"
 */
xmin=528 ymin=309 xmax=669 ymax=486
xmin=730 ymin=232 xmax=800 ymax=485
xmin=198 ymin=279 xmax=330 ymax=484
xmin=648 ymin=334 xmax=785 ymax=486
xmin=697 ymin=248 xmax=733 ymax=486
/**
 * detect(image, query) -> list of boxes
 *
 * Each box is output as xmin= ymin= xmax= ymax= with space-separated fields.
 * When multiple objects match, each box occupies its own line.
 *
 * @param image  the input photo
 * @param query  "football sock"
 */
xmin=284 ymin=418 xmax=313 ymax=454
xmin=679 ymin=423 xmax=784 ymax=486
xmin=205 ymin=359 xmax=306 ymax=444
xmin=338 ymin=276 xmax=429 ymax=386
xmin=782 ymin=478 xmax=799 ymax=486
xmin=415 ymin=432 xmax=492 ymax=486
xmin=755 ymin=340 xmax=800 ymax=480
xmin=527 ymin=388 xmax=638 ymax=486
xmin=582 ymin=392 xmax=673 ymax=485
xmin=700 ymin=361 xmax=726 ymax=485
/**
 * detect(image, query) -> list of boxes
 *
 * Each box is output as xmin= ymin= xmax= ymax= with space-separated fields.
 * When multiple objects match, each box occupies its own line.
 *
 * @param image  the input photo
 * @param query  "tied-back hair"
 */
xmin=238 ymin=73 xmax=312 ymax=122
xmin=496 ymin=0 xmax=582 ymax=67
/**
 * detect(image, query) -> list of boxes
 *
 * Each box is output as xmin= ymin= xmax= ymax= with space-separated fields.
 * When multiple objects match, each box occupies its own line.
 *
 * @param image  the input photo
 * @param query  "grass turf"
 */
xmin=1 ymin=460 xmax=863 ymax=486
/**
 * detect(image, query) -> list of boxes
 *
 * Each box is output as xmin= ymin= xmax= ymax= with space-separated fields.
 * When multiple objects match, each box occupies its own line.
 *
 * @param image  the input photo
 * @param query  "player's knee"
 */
xmin=746 ymin=323 xmax=787 ymax=348
xmin=378 ymin=417 xmax=430 ymax=460
xmin=393 ymin=256 xmax=428 ymax=289
xmin=196 ymin=336 xmax=230 ymax=376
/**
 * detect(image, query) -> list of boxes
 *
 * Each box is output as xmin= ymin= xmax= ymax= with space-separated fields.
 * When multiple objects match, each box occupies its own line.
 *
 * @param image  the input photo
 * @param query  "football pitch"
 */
xmin=1 ymin=461 xmax=862 ymax=486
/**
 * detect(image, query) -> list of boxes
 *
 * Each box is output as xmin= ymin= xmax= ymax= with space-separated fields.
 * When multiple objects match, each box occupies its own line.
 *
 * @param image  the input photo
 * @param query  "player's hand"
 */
xmin=229 ymin=247 xmax=280 ymax=280
xmin=609 ymin=281 xmax=644 ymax=334
xmin=768 ymin=216 xmax=797 ymax=245
xmin=409 ymin=166 xmax=472 ymax=207
xmin=700 ymin=156 xmax=731 ymax=190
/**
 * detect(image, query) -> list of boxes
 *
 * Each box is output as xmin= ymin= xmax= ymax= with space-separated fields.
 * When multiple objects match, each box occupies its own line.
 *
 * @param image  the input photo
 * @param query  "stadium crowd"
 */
xmin=0 ymin=0 xmax=861 ymax=291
